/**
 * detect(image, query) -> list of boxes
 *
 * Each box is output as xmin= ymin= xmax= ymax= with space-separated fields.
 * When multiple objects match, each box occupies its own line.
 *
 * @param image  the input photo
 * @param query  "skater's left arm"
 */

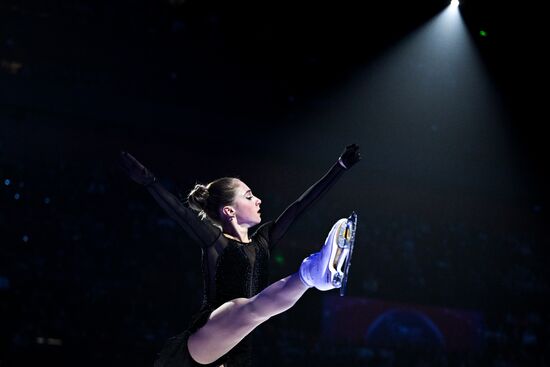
xmin=267 ymin=144 xmax=361 ymax=247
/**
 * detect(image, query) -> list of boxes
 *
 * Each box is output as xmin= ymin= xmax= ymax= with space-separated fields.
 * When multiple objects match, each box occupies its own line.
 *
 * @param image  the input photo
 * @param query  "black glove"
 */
xmin=119 ymin=151 xmax=157 ymax=186
xmin=338 ymin=144 xmax=361 ymax=169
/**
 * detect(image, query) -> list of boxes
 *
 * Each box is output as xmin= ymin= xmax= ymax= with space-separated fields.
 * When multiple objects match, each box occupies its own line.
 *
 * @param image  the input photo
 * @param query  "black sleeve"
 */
xmin=146 ymin=182 xmax=222 ymax=248
xmin=268 ymin=161 xmax=346 ymax=248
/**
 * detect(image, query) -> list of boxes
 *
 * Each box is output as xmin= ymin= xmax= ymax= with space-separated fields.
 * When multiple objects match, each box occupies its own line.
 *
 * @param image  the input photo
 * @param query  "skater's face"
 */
xmin=229 ymin=180 xmax=262 ymax=226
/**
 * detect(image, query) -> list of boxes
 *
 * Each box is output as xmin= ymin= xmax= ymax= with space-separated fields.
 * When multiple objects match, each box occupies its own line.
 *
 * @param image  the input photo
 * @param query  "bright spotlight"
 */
xmin=450 ymin=0 xmax=459 ymax=7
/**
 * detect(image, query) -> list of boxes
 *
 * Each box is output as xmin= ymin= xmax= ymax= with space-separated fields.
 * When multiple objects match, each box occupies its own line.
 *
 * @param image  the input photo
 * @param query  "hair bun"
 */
xmin=186 ymin=177 xmax=238 ymax=225
xmin=187 ymin=184 xmax=209 ymax=212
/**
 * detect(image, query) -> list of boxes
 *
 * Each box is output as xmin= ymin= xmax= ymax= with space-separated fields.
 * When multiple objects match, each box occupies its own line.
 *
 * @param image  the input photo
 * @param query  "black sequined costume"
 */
xmin=151 ymin=162 xmax=347 ymax=367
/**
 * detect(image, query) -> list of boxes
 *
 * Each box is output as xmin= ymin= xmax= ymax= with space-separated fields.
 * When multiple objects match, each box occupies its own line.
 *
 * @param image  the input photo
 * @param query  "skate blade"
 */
xmin=339 ymin=212 xmax=357 ymax=296
xmin=329 ymin=219 xmax=350 ymax=288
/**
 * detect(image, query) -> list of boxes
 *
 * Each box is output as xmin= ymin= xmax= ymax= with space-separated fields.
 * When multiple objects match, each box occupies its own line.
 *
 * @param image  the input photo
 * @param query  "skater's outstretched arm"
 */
xmin=266 ymin=144 xmax=361 ymax=247
xmin=120 ymin=152 xmax=221 ymax=248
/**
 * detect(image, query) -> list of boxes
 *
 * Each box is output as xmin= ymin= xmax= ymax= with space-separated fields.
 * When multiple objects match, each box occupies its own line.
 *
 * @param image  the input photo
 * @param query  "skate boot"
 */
xmin=299 ymin=212 xmax=357 ymax=293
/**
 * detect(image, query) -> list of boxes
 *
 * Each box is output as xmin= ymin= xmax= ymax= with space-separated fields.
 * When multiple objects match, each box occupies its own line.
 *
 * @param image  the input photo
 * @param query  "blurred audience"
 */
xmin=1 ymin=156 xmax=548 ymax=367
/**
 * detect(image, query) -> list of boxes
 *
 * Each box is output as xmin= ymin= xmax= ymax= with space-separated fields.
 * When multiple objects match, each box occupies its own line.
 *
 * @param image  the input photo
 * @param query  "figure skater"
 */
xmin=120 ymin=145 xmax=361 ymax=367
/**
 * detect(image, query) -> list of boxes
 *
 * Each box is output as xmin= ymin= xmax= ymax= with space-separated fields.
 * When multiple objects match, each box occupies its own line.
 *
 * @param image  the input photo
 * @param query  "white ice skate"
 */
xmin=299 ymin=212 xmax=357 ymax=294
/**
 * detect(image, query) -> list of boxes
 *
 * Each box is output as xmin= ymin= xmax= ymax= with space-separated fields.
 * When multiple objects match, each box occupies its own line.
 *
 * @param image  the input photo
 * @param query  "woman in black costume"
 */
xmin=120 ymin=144 xmax=360 ymax=367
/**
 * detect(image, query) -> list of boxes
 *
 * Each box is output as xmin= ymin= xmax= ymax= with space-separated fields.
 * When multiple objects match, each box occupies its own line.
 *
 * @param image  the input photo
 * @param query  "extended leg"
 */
xmin=188 ymin=215 xmax=353 ymax=365
xmin=188 ymin=273 xmax=308 ymax=364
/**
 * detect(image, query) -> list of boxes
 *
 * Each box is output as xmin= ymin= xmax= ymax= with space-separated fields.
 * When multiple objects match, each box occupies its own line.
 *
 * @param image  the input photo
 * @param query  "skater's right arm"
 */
xmin=265 ymin=144 xmax=361 ymax=247
xmin=119 ymin=152 xmax=221 ymax=248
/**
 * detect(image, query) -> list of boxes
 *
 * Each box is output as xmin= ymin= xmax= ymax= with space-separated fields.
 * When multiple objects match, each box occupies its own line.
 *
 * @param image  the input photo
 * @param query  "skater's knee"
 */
xmin=234 ymin=297 xmax=270 ymax=323
xmin=209 ymin=298 xmax=265 ymax=326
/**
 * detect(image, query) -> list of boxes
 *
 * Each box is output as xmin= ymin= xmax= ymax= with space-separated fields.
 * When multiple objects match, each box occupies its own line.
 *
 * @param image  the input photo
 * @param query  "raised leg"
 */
xmin=187 ymin=273 xmax=308 ymax=364
xmin=187 ymin=214 xmax=353 ymax=365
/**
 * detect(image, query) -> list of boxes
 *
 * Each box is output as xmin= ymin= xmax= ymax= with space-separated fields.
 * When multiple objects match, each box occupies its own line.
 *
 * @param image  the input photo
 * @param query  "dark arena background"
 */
xmin=1 ymin=0 xmax=548 ymax=366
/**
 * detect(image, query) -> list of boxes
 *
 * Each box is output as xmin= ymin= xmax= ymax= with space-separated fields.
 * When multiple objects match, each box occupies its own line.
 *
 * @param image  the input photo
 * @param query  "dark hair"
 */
xmin=187 ymin=177 xmax=239 ymax=224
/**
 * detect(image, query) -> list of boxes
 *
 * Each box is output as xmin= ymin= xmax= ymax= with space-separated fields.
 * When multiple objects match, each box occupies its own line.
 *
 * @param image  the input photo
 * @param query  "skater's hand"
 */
xmin=338 ymin=144 xmax=361 ymax=169
xmin=119 ymin=151 xmax=157 ymax=186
